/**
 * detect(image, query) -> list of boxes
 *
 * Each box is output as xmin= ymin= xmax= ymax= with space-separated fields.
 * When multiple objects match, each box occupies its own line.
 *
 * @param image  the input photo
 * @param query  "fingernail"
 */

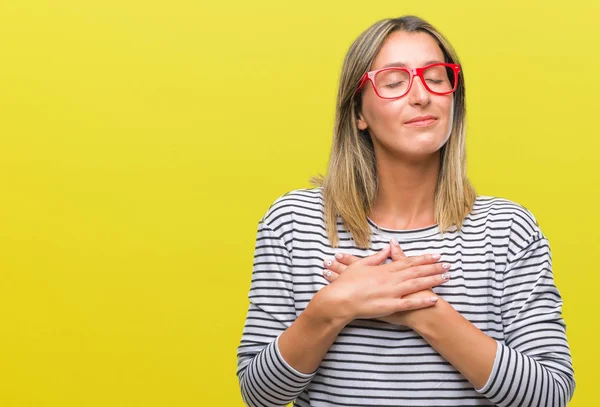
xmin=431 ymin=253 xmax=441 ymax=260
xmin=335 ymin=253 xmax=343 ymax=260
xmin=441 ymin=272 xmax=450 ymax=280
xmin=324 ymin=270 xmax=332 ymax=277
xmin=442 ymin=263 xmax=451 ymax=269
xmin=324 ymin=260 xmax=332 ymax=267
xmin=391 ymin=238 xmax=399 ymax=246
xmin=430 ymin=297 xmax=439 ymax=303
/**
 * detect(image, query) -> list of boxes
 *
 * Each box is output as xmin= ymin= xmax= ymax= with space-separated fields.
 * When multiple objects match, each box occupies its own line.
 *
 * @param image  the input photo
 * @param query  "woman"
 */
xmin=237 ymin=15 xmax=575 ymax=407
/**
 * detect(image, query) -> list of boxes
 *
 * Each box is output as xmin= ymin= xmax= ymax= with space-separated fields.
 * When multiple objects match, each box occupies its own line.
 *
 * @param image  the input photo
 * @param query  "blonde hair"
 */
xmin=311 ymin=15 xmax=476 ymax=248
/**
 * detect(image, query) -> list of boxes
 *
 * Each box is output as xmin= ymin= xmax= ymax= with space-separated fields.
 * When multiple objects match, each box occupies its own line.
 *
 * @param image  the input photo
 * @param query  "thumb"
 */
xmin=390 ymin=238 xmax=406 ymax=262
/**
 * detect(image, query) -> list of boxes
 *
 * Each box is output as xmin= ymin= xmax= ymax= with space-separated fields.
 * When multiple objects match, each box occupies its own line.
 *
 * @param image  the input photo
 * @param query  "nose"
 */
xmin=407 ymin=75 xmax=430 ymax=106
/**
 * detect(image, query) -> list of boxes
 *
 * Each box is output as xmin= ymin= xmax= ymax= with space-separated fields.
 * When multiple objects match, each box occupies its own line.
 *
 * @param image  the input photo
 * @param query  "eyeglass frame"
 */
xmin=355 ymin=62 xmax=461 ymax=99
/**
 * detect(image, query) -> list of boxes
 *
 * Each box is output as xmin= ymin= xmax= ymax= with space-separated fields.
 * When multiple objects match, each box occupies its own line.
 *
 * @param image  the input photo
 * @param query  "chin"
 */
xmin=392 ymin=137 xmax=445 ymax=159
xmin=375 ymin=130 xmax=449 ymax=160
xmin=407 ymin=133 xmax=446 ymax=151
xmin=410 ymin=147 xmax=443 ymax=158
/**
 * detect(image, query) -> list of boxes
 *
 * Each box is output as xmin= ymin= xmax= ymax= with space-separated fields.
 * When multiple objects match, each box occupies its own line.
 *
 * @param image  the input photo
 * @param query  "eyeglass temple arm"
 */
xmin=355 ymin=73 xmax=369 ymax=95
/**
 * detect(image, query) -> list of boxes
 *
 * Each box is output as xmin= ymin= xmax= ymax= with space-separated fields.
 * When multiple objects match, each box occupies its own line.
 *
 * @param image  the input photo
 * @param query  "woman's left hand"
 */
xmin=323 ymin=238 xmax=445 ymax=328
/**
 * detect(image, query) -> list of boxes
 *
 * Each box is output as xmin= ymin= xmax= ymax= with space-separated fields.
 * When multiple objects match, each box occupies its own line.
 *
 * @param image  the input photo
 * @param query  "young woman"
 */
xmin=237 ymin=15 xmax=575 ymax=407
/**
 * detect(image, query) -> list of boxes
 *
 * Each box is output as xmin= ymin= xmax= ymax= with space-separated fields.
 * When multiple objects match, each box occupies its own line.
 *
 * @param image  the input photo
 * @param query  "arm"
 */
xmin=409 ymin=299 xmax=497 ymax=389
xmin=238 ymin=219 xmax=366 ymax=406
xmin=237 ymin=220 xmax=327 ymax=407
xmin=238 ymin=219 xmax=447 ymax=406
xmin=410 ymin=235 xmax=575 ymax=406
xmin=237 ymin=300 xmax=345 ymax=407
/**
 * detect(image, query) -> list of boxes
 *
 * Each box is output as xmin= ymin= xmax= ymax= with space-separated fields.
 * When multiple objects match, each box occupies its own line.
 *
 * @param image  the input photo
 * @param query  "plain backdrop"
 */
xmin=0 ymin=0 xmax=598 ymax=405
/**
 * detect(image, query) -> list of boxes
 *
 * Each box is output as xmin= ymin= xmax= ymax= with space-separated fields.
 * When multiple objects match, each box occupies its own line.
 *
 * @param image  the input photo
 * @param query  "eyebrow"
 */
xmin=381 ymin=60 xmax=444 ymax=68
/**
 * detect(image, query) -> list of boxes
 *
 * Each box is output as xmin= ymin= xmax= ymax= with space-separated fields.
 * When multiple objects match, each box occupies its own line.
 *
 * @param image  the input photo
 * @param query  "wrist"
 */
xmin=409 ymin=298 xmax=455 ymax=336
xmin=307 ymin=286 xmax=354 ymax=328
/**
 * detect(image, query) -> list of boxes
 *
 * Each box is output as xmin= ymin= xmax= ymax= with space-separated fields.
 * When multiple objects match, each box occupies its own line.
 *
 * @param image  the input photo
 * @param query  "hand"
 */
xmin=319 ymin=240 xmax=450 ymax=324
xmin=323 ymin=238 xmax=450 ymax=328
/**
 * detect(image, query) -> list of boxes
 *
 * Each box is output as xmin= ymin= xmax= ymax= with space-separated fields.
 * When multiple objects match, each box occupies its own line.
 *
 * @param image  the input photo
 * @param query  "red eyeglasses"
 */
xmin=355 ymin=62 xmax=461 ymax=99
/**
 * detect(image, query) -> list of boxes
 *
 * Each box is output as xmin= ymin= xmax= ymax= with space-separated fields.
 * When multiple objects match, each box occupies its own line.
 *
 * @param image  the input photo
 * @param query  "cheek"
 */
xmin=361 ymin=93 xmax=386 ymax=121
xmin=364 ymin=100 xmax=407 ymax=130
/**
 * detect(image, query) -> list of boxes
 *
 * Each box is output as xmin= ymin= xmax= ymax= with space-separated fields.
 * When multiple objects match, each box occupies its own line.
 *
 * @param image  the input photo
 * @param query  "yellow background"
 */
xmin=0 ymin=0 xmax=597 ymax=405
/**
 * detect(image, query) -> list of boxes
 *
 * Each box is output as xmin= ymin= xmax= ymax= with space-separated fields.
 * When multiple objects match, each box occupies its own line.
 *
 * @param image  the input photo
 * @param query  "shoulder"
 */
xmin=260 ymin=187 xmax=325 ymax=234
xmin=471 ymin=196 xmax=539 ymax=231
xmin=470 ymin=195 xmax=545 ymax=254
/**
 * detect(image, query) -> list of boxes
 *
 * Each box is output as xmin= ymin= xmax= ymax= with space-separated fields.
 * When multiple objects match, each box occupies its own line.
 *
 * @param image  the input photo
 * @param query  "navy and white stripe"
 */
xmin=237 ymin=187 xmax=575 ymax=406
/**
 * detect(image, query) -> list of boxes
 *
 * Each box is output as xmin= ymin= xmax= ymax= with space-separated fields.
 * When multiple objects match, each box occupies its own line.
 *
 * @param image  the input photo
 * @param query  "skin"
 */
xmin=357 ymin=31 xmax=454 ymax=165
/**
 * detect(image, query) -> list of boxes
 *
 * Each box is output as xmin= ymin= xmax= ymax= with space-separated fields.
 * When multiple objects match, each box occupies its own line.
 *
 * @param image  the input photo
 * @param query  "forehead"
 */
xmin=371 ymin=31 xmax=445 ymax=70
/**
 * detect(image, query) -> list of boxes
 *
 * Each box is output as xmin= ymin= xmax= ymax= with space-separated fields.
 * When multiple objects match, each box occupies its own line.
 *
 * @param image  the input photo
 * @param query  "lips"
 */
xmin=405 ymin=115 xmax=438 ymax=124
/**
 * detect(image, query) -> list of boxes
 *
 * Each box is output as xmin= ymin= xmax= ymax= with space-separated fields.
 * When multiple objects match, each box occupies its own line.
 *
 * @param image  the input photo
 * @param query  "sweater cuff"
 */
xmin=240 ymin=335 xmax=317 ymax=407
xmin=475 ymin=340 xmax=502 ymax=393
xmin=476 ymin=341 xmax=526 ymax=405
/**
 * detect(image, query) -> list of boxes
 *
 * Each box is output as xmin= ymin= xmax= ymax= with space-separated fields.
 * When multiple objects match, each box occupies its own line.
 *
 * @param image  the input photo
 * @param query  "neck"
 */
xmin=369 ymin=150 xmax=440 ymax=230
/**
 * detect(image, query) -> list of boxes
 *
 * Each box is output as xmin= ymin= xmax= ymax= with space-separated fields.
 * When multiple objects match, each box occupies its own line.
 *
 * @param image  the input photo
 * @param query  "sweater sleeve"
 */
xmin=236 ymin=219 xmax=316 ymax=407
xmin=476 ymin=224 xmax=575 ymax=406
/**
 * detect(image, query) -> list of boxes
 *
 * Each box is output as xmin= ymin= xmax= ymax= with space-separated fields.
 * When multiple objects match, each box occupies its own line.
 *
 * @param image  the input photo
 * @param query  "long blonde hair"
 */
xmin=311 ymin=15 xmax=476 ymax=248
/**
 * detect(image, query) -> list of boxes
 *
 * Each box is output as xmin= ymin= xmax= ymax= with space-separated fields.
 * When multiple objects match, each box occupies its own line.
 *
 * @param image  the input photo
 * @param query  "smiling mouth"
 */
xmin=404 ymin=118 xmax=438 ymax=127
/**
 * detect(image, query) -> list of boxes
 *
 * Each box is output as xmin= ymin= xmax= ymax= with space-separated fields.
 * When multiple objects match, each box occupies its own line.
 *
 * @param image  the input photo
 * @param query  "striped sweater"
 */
xmin=236 ymin=188 xmax=575 ymax=406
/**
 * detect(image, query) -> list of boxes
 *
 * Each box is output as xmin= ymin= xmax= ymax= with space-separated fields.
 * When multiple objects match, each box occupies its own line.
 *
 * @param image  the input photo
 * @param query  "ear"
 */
xmin=357 ymin=112 xmax=368 ymax=131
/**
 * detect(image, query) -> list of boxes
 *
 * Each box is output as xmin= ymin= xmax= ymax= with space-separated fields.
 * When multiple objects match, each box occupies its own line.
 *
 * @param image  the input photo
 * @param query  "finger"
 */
xmin=323 ymin=258 xmax=348 ymax=274
xmin=390 ymin=238 xmax=406 ymax=262
xmin=394 ymin=262 xmax=451 ymax=283
xmin=393 ymin=296 xmax=439 ymax=312
xmin=397 ymin=272 xmax=451 ymax=296
xmin=322 ymin=269 xmax=339 ymax=282
xmin=356 ymin=244 xmax=391 ymax=266
xmin=384 ymin=252 xmax=442 ymax=273
xmin=333 ymin=252 xmax=361 ymax=266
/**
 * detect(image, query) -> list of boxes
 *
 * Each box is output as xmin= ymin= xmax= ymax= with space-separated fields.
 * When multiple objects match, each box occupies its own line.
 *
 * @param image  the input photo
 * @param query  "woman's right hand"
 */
xmin=316 ymin=242 xmax=450 ymax=323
